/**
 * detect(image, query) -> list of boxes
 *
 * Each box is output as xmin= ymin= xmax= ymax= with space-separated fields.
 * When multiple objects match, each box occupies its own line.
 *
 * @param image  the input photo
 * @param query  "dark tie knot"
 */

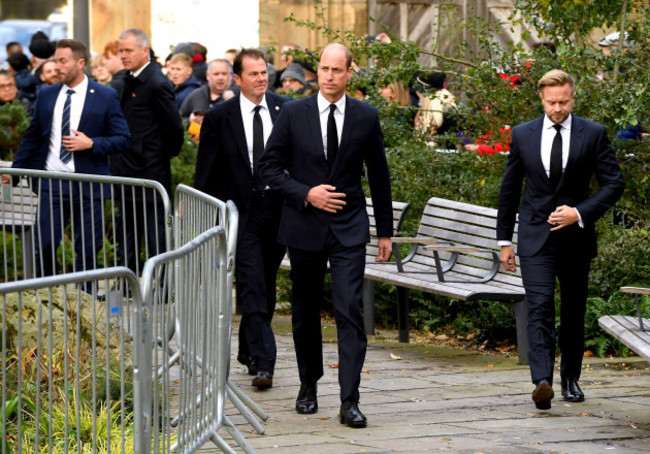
xmin=329 ymin=104 xmax=336 ymax=114
xmin=553 ymin=124 xmax=562 ymax=133
xmin=254 ymin=105 xmax=262 ymax=114
xmin=66 ymin=89 xmax=75 ymax=96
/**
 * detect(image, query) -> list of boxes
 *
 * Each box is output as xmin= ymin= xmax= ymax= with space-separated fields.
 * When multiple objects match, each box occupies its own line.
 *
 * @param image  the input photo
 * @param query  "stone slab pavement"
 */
xmin=204 ymin=314 xmax=650 ymax=454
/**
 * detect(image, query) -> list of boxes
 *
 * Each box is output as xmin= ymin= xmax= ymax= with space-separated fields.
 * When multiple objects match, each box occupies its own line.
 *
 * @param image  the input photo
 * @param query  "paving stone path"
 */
xmin=211 ymin=315 xmax=650 ymax=453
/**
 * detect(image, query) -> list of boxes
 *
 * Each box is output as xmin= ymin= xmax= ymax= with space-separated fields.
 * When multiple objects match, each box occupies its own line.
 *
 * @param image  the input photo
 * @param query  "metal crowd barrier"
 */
xmin=1 ymin=170 xmax=267 ymax=453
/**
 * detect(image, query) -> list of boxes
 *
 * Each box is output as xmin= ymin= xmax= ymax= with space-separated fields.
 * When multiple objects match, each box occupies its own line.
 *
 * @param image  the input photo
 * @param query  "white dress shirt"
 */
xmin=45 ymin=76 xmax=89 ymax=172
xmin=541 ymin=114 xmax=571 ymax=177
xmin=317 ymin=91 xmax=345 ymax=158
xmin=239 ymin=94 xmax=273 ymax=173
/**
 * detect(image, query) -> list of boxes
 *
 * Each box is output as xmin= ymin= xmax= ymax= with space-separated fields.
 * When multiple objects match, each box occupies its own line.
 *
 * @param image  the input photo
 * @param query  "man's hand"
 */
xmin=1 ymin=174 xmax=9 ymax=185
xmin=547 ymin=205 xmax=578 ymax=231
xmin=375 ymin=237 xmax=392 ymax=262
xmin=500 ymin=245 xmax=517 ymax=273
xmin=62 ymin=130 xmax=93 ymax=152
xmin=306 ymin=185 xmax=346 ymax=213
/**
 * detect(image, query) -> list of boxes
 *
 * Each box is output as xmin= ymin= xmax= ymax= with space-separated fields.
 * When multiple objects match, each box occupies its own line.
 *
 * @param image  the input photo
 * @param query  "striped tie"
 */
xmin=60 ymin=89 xmax=75 ymax=164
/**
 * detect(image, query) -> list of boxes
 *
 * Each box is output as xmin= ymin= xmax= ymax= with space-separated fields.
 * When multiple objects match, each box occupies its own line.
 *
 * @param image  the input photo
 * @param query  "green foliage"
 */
xmin=171 ymin=127 xmax=199 ymax=191
xmin=0 ymin=100 xmax=29 ymax=161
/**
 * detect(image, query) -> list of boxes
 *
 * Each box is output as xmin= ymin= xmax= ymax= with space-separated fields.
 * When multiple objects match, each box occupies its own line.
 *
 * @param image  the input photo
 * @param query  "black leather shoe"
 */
xmin=237 ymin=353 xmax=258 ymax=376
xmin=252 ymin=370 xmax=273 ymax=390
xmin=561 ymin=378 xmax=585 ymax=402
xmin=532 ymin=378 xmax=554 ymax=410
xmin=295 ymin=383 xmax=318 ymax=414
xmin=339 ymin=400 xmax=367 ymax=428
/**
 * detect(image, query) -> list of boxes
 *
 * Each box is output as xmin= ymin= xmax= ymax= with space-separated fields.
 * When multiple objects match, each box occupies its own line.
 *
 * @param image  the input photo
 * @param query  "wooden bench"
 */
xmin=1 ymin=162 xmax=38 ymax=279
xmin=364 ymin=197 xmax=529 ymax=365
xmin=599 ymin=287 xmax=650 ymax=361
xmin=279 ymin=197 xmax=411 ymax=335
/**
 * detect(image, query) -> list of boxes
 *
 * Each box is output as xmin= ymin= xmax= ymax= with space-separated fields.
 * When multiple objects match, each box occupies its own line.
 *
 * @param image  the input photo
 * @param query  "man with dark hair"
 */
xmin=38 ymin=60 xmax=59 ymax=86
xmin=0 ymin=69 xmax=33 ymax=114
xmin=194 ymin=48 xmax=290 ymax=391
xmin=3 ymin=38 xmax=130 ymax=285
xmin=7 ymin=52 xmax=38 ymax=102
xmin=110 ymin=28 xmax=184 ymax=276
xmin=497 ymin=69 xmax=624 ymax=410
xmin=6 ymin=41 xmax=23 ymax=56
xmin=259 ymin=43 xmax=393 ymax=428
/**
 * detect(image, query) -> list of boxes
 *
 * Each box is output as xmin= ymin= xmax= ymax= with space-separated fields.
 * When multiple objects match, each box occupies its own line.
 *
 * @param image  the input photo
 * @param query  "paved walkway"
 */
xmin=216 ymin=315 xmax=650 ymax=454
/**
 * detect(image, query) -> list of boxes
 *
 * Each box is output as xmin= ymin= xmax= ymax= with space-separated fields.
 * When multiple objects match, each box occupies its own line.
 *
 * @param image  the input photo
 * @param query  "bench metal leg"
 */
xmin=362 ymin=278 xmax=375 ymax=335
xmin=397 ymin=287 xmax=409 ymax=343
xmin=508 ymin=297 xmax=529 ymax=365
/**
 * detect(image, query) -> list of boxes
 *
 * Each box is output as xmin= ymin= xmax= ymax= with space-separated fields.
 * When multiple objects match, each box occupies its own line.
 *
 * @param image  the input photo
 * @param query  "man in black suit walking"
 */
xmin=194 ymin=48 xmax=289 ymax=390
xmin=259 ymin=43 xmax=393 ymax=427
xmin=110 ymin=28 xmax=184 ymax=275
xmin=497 ymin=69 xmax=624 ymax=410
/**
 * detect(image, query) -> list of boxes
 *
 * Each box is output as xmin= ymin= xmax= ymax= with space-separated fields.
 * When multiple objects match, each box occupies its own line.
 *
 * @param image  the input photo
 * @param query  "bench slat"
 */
xmin=598 ymin=315 xmax=650 ymax=361
xmin=620 ymin=287 xmax=650 ymax=296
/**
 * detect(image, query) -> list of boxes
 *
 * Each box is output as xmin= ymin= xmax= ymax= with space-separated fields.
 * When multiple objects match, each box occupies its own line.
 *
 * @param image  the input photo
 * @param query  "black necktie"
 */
xmin=252 ymin=105 xmax=264 ymax=190
xmin=60 ymin=89 xmax=75 ymax=164
xmin=549 ymin=124 xmax=563 ymax=189
xmin=327 ymin=104 xmax=338 ymax=168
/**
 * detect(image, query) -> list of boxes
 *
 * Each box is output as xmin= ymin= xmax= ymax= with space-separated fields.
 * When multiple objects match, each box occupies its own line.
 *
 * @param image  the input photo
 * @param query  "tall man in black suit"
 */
xmin=497 ymin=69 xmax=624 ymax=410
xmin=109 ymin=28 xmax=184 ymax=275
xmin=194 ymin=49 xmax=289 ymax=390
xmin=259 ymin=43 xmax=393 ymax=427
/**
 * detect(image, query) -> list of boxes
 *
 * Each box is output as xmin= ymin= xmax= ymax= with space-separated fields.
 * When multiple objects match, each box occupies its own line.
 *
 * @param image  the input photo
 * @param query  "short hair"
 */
xmin=6 ymin=41 xmax=21 ymax=52
xmin=103 ymin=40 xmax=119 ymax=58
xmin=0 ymin=69 xmax=15 ymax=80
xmin=232 ymin=48 xmax=266 ymax=76
xmin=538 ymin=69 xmax=575 ymax=94
xmin=119 ymin=28 xmax=150 ymax=49
xmin=7 ymin=52 xmax=30 ymax=72
xmin=56 ymin=39 xmax=89 ymax=63
xmin=319 ymin=43 xmax=353 ymax=69
xmin=192 ymin=42 xmax=207 ymax=59
xmin=209 ymin=58 xmax=232 ymax=72
xmin=170 ymin=53 xmax=192 ymax=67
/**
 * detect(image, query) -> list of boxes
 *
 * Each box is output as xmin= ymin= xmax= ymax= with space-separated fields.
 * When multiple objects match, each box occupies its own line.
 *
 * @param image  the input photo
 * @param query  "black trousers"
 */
xmin=115 ymin=191 xmax=167 ymax=276
xmin=236 ymin=191 xmax=285 ymax=373
xmin=519 ymin=232 xmax=591 ymax=385
xmin=288 ymin=231 xmax=367 ymax=403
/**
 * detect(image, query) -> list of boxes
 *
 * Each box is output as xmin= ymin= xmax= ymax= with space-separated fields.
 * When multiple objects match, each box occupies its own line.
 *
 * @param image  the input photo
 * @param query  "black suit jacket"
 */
xmin=194 ymin=92 xmax=289 ymax=237
xmin=109 ymin=62 xmax=184 ymax=194
xmin=497 ymin=115 xmax=624 ymax=258
xmin=259 ymin=94 xmax=393 ymax=251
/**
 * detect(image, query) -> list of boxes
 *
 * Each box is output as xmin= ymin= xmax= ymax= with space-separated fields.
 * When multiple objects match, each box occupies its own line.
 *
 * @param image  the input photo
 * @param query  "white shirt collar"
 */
xmin=318 ymin=91 xmax=346 ymax=115
xmin=543 ymin=113 xmax=572 ymax=131
xmin=131 ymin=60 xmax=150 ymax=78
xmin=62 ymin=74 xmax=88 ymax=95
xmin=240 ymin=92 xmax=268 ymax=112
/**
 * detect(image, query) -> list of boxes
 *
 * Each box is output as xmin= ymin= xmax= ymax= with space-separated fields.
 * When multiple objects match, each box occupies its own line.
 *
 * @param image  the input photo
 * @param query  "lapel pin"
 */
xmin=275 ymin=106 xmax=280 ymax=110
xmin=90 ymin=89 xmax=95 ymax=93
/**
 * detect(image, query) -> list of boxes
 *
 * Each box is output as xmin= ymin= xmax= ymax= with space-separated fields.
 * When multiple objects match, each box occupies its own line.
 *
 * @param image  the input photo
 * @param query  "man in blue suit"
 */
xmin=497 ymin=69 xmax=624 ymax=410
xmin=6 ymin=39 xmax=130 ymax=284
xmin=259 ymin=43 xmax=393 ymax=427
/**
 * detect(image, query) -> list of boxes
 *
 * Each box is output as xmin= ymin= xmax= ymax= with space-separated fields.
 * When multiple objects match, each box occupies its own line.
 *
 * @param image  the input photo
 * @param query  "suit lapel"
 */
xmin=526 ymin=116 xmax=553 ymax=189
xmin=266 ymin=93 xmax=282 ymax=123
xmin=563 ymin=115 xmax=584 ymax=187
xmin=337 ymin=95 xmax=356 ymax=163
xmin=40 ymin=86 xmax=60 ymax=138
xmin=305 ymin=95 xmax=327 ymax=169
xmin=228 ymin=95 xmax=251 ymax=170
xmin=77 ymin=81 xmax=96 ymax=132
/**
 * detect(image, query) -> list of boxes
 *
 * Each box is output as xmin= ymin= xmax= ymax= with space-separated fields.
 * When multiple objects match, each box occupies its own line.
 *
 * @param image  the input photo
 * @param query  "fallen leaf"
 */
xmin=362 ymin=370 xmax=371 ymax=374
xmin=495 ymin=345 xmax=514 ymax=352
xmin=390 ymin=353 xmax=402 ymax=360
xmin=486 ymin=364 xmax=494 ymax=368
xmin=435 ymin=334 xmax=449 ymax=341
xmin=328 ymin=363 xmax=339 ymax=368
xmin=467 ymin=332 xmax=478 ymax=340
xmin=585 ymin=350 xmax=594 ymax=357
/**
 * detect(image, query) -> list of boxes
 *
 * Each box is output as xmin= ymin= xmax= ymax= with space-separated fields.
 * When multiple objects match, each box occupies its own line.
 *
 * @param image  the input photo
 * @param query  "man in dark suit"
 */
xmin=194 ymin=48 xmax=289 ymax=390
xmin=5 ymin=39 xmax=130 ymax=283
xmin=497 ymin=69 xmax=624 ymax=410
xmin=259 ymin=43 xmax=393 ymax=427
xmin=109 ymin=28 xmax=184 ymax=275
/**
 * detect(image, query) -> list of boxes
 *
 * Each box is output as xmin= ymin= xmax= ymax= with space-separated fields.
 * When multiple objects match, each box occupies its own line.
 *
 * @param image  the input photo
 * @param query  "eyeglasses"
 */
xmin=0 ymin=83 xmax=17 ymax=90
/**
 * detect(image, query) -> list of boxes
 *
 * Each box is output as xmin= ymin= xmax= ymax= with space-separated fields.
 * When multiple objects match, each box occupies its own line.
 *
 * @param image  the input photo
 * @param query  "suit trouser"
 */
xmin=34 ymin=181 xmax=103 ymax=290
xmin=519 ymin=232 xmax=591 ymax=385
xmin=288 ymin=231 xmax=367 ymax=403
xmin=115 ymin=191 xmax=167 ymax=276
xmin=236 ymin=191 xmax=286 ymax=373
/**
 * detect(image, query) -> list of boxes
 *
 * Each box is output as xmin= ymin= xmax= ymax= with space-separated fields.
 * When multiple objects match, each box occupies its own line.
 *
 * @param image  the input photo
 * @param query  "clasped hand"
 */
xmin=547 ymin=205 xmax=578 ymax=231
xmin=306 ymin=184 xmax=346 ymax=213
xmin=62 ymin=129 xmax=93 ymax=152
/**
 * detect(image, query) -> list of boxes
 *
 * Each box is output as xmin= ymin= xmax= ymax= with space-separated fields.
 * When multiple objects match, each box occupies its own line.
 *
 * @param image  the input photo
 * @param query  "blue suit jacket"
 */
xmin=259 ymin=94 xmax=393 ymax=251
xmin=497 ymin=115 xmax=624 ymax=258
xmin=13 ymin=79 xmax=130 ymax=182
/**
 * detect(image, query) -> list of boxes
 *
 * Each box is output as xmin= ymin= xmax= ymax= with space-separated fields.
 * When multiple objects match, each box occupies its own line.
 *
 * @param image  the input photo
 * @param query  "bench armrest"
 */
xmin=423 ymin=243 xmax=500 ymax=283
xmin=620 ymin=286 xmax=650 ymax=332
